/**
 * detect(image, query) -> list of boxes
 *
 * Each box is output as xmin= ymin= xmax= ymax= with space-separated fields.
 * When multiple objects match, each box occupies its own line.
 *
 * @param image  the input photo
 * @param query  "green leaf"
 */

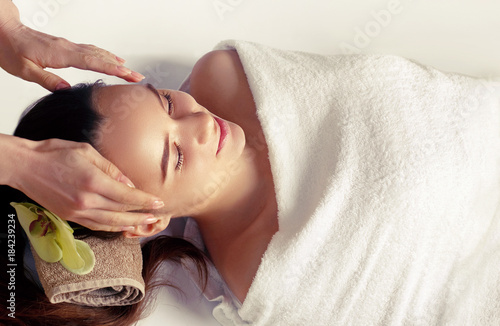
xmin=54 ymin=226 xmax=85 ymax=270
xmin=10 ymin=202 xmax=95 ymax=274
xmin=42 ymin=210 xmax=85 ymax=270
xmin=60 ymin=240 xmax=95 ymax=275
xmin=44 ymin=209 xmax=73 ymax=232
xmin=11 ymin=202 xmax=62 ymax=263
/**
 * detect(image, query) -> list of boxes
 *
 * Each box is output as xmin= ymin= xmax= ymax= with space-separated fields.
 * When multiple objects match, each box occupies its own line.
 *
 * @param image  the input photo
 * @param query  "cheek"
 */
xmin=180 ymin=172 xmax=227 ymax=213
xmin=159 ymin=176 xmax=209 ymax=216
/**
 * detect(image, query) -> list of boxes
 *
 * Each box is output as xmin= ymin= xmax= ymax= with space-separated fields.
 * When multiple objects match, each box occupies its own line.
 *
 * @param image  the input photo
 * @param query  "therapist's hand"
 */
xmin=0 ymin=0 xmax=144 ymax=91
xmin=8 ymin=137 xmax=164 ymax=233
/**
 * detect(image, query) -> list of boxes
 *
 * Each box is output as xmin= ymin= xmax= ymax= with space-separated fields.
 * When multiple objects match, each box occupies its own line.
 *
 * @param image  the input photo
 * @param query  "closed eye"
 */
xmin=174 ymin=142 xmax=183 ymax=170
xmin=163 ymin=93 xmax=174 ymax=115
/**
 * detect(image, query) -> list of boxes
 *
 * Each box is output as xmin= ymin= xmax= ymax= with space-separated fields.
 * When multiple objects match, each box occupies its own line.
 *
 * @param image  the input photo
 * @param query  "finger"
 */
xmin=21 ymin=61 xmax=71 ymax=91
xmin=68 ymin=50 xmax=145 ymax=82
xmin=88 ymin=152 xmax=163 ymax=209
xmin=119 ymin=69 xmax=146 ymax=82
xmin=86 ymin=191 xmax=156 ymax=214
xmin=116 ymin=56 xmax=126 ymax=64
xmin=78 ymin=43 xmax=123 ymax=66
xmin=67 ymin=210 xmax=158 ymax=232
xmin=98 ymin=175 xmax=165 ymax=210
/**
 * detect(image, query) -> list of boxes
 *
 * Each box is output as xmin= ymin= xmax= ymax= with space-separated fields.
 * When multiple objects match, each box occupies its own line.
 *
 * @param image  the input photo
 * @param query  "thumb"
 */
xmin=22 ymin=62 xmax=70 ymax=91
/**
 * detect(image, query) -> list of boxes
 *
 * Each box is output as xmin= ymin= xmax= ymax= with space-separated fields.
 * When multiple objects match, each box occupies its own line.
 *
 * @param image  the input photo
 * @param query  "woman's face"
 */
xmin=94 ymin=84 xmax=246 ymax=228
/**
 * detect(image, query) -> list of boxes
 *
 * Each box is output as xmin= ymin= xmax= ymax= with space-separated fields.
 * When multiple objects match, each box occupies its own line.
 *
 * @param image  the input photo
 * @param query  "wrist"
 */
xmin=0 ymin=0 xmax=21 ymax=38
xmin=0 ymin=134 xmax=33 ymax=188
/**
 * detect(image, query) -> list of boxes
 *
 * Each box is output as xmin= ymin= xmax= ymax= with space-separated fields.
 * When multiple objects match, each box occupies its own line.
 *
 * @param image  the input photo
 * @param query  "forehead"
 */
xmin=95 ymin=84 xmax=160 ymax=116
xmin=94 ymin=84 xmax=163 ymax=146
xmin=93 ymin=84 xmax=165 ymax=190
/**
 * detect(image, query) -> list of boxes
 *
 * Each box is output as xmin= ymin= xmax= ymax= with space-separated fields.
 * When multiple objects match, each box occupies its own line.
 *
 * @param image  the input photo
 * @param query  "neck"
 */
xmin=192 ymin=143 xmax=277 ymax=259
xmin=192 ymin=144 xmax=278 ymax=302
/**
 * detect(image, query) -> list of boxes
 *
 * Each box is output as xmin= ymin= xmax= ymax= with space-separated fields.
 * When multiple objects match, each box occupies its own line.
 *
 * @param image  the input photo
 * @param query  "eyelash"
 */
xmin=161 ymin=92 xmax=182 ymax=170
xmin=163 ymin=93 xmax=174 ymax=114
xmin=174 ymin=143 xmax=183 ymax=170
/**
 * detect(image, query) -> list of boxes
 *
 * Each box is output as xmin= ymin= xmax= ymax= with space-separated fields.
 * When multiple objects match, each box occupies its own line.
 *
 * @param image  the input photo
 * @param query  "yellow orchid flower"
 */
xmin=11 ymin=202 xmax=95 ymax=275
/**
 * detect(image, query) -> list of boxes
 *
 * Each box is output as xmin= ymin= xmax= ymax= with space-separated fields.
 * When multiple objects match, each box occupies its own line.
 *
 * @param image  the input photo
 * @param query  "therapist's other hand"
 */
xmin=0 ymin=4 xmax=144 ymax=91
xmin=12 ymin=138 xmax=164 ymax=233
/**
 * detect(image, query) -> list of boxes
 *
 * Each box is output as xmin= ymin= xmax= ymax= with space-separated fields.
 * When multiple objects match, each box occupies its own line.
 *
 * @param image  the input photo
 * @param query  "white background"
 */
xmin=2 ymin=0 xmax=500 ymax=324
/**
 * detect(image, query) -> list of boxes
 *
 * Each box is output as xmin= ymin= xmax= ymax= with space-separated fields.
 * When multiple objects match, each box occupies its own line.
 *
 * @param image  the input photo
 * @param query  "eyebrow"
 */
xmin=145 ymin=83 xmax=169 ymax=182
xmin=146 ymin=83 xmax=166 ymax=109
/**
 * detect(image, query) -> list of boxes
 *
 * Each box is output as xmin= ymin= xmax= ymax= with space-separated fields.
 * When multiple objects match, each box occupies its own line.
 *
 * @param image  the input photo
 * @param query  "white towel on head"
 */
xmin=184 ymin=40 xmax=500 ymax=325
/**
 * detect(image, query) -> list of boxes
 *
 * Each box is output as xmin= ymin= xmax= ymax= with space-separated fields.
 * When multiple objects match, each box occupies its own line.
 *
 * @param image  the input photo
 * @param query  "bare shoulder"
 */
xmin=190 ymin=50 xmax=257 ymax=129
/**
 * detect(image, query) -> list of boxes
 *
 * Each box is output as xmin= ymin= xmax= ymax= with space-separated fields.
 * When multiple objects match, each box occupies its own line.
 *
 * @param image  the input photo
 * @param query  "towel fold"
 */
xmin=191 ymin=40 xmax=500 ymax=325
xmin=32 ymin=235 xmax=145 ymax=307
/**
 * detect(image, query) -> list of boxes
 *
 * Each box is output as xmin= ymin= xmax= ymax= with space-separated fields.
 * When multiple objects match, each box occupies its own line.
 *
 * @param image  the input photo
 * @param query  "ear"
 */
xmin=123 ymin=214 xmax=172 ymax=238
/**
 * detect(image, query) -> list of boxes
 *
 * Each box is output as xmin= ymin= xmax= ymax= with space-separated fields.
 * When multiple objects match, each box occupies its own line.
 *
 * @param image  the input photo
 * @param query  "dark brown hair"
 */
xmin=0 ymin=82 xmax=208 ymax=326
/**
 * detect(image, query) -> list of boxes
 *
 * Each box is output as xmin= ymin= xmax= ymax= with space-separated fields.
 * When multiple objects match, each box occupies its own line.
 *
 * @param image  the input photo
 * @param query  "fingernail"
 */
xmin=116 ymin=56 xmax=126 ymax=64
xmin=151 ymin=200 xmax=164 ymax=209
xmin=144 ymin=216 xmax=158 ymax=224
xmin=117 ymin=65 xmax=132 ymax=75
xmin=130 ymin=71 xmax=145 ymax=81
xmin=118 ymin=175 xmax=135 ymax=188
xmin=121 ymin=226 xmax=135 ymax=232
xmin=55 ymin=82 xmax=70 ymax=91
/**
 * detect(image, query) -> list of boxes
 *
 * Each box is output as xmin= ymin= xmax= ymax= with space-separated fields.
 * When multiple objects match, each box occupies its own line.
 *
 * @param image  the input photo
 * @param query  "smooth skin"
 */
xmin=0 ymin=0 xmax=163 ymax=232
xmin=93 ymin=50 xmax=279 ymax=302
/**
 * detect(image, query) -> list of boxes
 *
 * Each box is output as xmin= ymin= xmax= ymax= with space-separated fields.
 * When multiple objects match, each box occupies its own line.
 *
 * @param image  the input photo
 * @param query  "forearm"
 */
xmin=0 ymin=133 xmax=31 ymax=187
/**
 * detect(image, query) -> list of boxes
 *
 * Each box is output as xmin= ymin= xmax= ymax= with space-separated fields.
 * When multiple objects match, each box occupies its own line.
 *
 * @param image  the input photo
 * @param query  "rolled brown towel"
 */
xmin=31 ymin=235 xmax=145 ymax=307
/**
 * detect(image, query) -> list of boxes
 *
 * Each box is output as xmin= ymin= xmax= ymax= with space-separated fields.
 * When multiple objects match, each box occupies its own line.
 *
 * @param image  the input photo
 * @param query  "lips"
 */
xmin=214 ymin=116 xmax=228 ymax=155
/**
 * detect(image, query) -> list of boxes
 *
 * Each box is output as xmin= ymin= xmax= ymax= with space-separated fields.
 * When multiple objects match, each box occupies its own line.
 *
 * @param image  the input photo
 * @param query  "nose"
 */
xmin=177 ymin=111 xmax=214 ymax=146
xmin=194 ymin=112 xmax=214 ymax=145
